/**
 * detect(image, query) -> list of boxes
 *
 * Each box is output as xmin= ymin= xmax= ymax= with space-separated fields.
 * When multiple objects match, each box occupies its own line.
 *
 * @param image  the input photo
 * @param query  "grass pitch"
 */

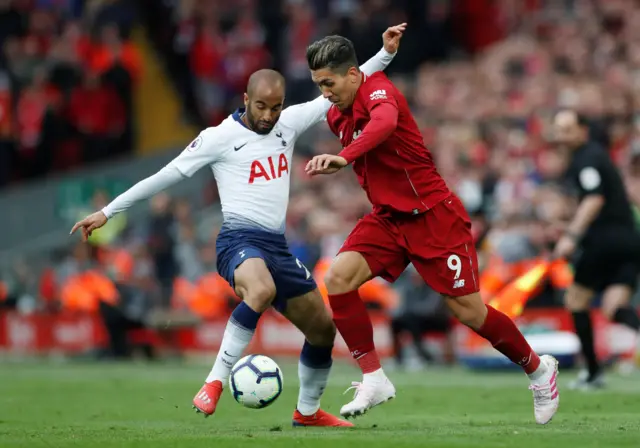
xmin=0 ymin=360 xmax=639 ymax=447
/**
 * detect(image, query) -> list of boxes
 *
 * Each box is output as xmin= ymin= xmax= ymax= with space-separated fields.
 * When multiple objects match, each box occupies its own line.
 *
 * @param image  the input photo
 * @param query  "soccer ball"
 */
xmin=229 ymin=355 xmax=283 ymax=409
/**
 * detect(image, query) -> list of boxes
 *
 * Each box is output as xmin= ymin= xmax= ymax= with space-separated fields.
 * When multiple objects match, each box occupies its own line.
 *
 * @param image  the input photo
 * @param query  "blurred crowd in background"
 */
xmin=0 ymin=0 xmax=139 ymax=188
xmin=2 ymin=0 xmax=640 ymax=364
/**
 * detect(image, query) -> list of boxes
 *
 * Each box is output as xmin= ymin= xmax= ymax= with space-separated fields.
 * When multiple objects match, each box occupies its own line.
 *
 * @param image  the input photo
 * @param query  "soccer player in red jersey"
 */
xmin=305 ymin=36 xmax=560 ymax=424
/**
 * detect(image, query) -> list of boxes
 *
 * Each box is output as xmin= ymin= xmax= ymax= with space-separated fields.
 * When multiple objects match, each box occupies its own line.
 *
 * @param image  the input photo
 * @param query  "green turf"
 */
xmin=0 ymin=360 xmax=639 ymax=447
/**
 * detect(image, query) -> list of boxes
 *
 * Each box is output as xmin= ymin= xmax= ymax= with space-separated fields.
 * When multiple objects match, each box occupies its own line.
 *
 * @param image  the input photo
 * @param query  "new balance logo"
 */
xmin=369 ymin=89 xmax=387 ymax=100
xmin=197 ymin=392 xmax=212 ymax=403
xmin=453 ymin=279 xmax=465 ymax=289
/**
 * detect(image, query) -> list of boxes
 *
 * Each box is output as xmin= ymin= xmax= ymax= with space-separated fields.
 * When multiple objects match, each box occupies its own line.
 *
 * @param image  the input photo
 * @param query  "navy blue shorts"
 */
xmin=216 ymin=226 xmax=317 ymax=312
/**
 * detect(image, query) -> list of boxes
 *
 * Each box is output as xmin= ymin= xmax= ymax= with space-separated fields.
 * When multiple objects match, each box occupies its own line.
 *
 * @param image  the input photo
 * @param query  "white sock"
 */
xmin=297 ymin=361 xmax=331 ymax=416
xmin=205 ymin=318 xmax=255 ymax=385
xmin=527 ymin=360 xmax=550 ymax=384
xmin=363 ymin=368 xmax=387 ymax=384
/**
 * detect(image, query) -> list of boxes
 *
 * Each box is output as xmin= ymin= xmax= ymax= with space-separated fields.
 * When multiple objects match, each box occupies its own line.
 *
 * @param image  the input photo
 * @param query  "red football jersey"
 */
xmin=326 ymin=72 xmax=450 ymax=215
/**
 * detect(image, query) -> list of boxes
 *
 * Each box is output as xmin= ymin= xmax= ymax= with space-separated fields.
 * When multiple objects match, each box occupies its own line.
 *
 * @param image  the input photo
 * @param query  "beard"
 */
xmin=246 ymin=109 xmax=276 ymax=135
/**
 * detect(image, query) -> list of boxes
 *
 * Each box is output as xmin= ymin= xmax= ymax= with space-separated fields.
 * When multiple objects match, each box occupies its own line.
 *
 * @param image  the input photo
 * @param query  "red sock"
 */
xmin=328 ymin=290 xmax=381 ymax=373
xmin=476 ymin=305 xmax=541 ymax=374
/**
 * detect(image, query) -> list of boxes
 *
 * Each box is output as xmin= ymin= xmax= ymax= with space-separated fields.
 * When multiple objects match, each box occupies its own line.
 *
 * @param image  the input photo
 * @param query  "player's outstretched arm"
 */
xmin=360 ymin=23 xmax=405 ymax=76
xmin=70 ymin=130 xmax=219 ymax=241
xmin=70 ymin=165 xmax=185 ymax=241
xmin=280 ymin=23 xmax=405 ymax=136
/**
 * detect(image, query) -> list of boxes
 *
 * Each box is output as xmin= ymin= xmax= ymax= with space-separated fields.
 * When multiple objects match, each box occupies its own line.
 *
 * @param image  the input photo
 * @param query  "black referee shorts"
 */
xmin=573 ymin=228 xmax=640 ymax=292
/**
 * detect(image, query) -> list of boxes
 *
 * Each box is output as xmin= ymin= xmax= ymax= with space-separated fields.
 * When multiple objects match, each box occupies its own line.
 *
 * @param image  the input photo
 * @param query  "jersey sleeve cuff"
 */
xmin=101 ymin=206 xmax=113 ymax=220
xmin=338 ymin=150 xmax=356 ymax=165
xmin=380 ymin=48 xmax=396 ymax=58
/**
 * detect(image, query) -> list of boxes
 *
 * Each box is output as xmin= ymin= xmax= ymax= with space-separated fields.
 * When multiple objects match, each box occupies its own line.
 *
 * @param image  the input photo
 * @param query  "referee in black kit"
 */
xmin=552 ymin=109 xmax=640 ymax=389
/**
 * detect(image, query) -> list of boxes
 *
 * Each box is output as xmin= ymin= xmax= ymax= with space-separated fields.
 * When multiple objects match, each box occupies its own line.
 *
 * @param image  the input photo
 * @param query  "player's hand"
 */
xmin=382 ymin=23 xmax=407 ymax=54
xmin=70 ymin=211 xmax=108 ymax=242
xmin=305 ymin=154 xmax=348 ymax=176
xmin=553 ymin=234 xmax=577 ymax=260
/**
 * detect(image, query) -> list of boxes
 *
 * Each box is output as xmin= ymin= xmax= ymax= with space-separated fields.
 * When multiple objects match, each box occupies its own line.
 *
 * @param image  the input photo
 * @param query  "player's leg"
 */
xmin=443 ymin=291 xmax=559 ymax=424
xmin=193 ymin=254 xmax=277 ymax=417
xmin=604 ymin=286 xmax=640 ymax=329
xmin=324 ymin=214 xmax=407 ymax=417
xmin=565 ymin=246 xmax=612 ymax=389
xmin=279 ymin=288 xmax=352 ymax=427
xmin=204 ymin=257 xmax=276 ymax=382
xmin=600 ymin=264 xmax=640 ymax=374
xmin=601 ymin=261 xmax=640 ymax=332
xmin=326 ymin=251 xmax=380 ymax=372
xmin=406 ymin=196 xmax=558 ymax=424
xmin=564 ymin=282 xmax=602 ymax=389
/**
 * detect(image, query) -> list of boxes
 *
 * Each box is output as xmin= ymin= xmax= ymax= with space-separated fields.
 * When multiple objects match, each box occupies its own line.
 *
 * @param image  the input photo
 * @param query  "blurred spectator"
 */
xmin=15 ymin=65 xmax=61 ymax=179
xmin=390 ymin=266 xmax=454 ymax=369
xmin=146 ymin=193 xmax=178 ymax=308
xmin=0 ymin=259 xmax=37 ymax=312
xmin=90 ymin=23 xmax=141 ymax=84
xmin=68 ymin=70 xmax=125 ymax=163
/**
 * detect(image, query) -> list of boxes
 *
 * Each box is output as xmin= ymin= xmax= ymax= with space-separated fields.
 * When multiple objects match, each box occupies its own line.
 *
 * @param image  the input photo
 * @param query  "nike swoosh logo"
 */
xmin=234 ymin=143 xmax=247 ymax=151
xmin=224 ymin=350 xmax=235 ymax=357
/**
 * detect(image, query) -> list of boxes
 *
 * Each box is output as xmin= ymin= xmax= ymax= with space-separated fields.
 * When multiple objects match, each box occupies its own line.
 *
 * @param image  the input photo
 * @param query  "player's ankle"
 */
xmin=297 ymin=403 xmax=320 ymax=417
xmin=356 ymin=351 xmax=381 ymax=374
xmin=363 ymin=367 xmax=387 ymax=383
xmin=527 ymin=361 xmax=549 ymax=383
xmin=204 ymin=376 xmax=225 ymax=385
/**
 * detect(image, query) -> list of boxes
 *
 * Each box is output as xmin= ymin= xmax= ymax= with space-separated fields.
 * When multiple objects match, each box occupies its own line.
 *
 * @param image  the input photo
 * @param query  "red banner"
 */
xmin=0 ymin=308 xmax=636 ymax=359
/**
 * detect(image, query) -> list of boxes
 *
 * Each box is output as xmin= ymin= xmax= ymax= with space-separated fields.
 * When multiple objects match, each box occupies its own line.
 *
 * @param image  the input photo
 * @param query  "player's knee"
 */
xmin=324 ymin=269 xmax=347 ymax=294
xmin=601 ymin=285 xmax=632 ymax=320
xmin=324 ymin=252 xmax=371 ymax=294
xmin=324 ymin=267 xmax=359 ymax=294
xmin=564 ymin=284 xmax=593 ymax=312
xmin=305 ymin=317 xmax=336 ymax=347
xmin=455 ymin=308 xmax=486 ymax=330
xmin=242 ymin=281 xmax=277 ymax=313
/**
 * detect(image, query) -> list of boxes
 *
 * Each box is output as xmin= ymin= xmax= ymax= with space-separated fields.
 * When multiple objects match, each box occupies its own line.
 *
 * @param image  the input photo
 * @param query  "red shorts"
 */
xmin=339 ymin=194 xmax=479 ymax=297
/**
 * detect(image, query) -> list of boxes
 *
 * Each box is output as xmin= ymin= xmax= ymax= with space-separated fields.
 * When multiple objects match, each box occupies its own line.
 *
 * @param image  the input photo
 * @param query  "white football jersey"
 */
xmin=100 ymin=48 xmax=395 ymax=231
xmin=170 ymin=97 xmax=329 ymax=233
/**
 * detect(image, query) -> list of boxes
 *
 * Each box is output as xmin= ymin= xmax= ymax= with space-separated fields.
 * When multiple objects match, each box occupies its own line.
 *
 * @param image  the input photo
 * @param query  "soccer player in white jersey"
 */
xmin=70 ymin=24 xmax=406 ymax=427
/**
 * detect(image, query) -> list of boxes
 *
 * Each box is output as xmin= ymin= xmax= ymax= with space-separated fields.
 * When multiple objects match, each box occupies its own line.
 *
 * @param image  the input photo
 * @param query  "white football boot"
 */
xmin=340 ymin=369 xmax=396 ymax=418
xmin=529 ymin=354 xmax=560 ymax=425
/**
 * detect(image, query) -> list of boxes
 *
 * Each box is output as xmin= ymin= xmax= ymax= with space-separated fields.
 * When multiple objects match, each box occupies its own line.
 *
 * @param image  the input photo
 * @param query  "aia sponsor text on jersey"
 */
xmin=248 ymin=153 xmax=289 ymax=184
